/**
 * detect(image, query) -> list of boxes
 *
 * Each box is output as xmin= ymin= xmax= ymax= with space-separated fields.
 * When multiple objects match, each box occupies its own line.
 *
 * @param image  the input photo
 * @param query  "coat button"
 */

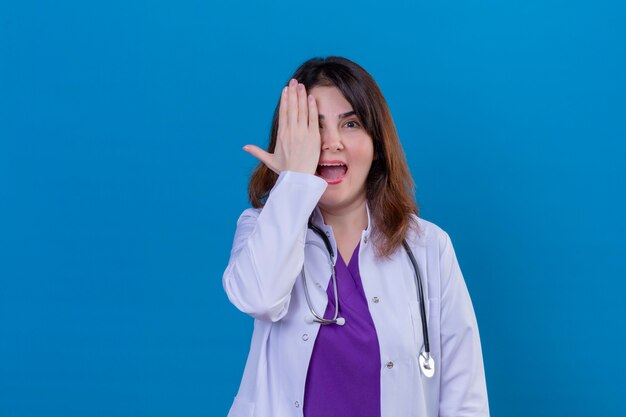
xmin=386 ymin=361 xmax=394 ymax=369
xmin=364 ymin=236 xmax=368 ymax=244
xmin=302 ymin=334 xmax=309 ymax=341
xmin=294 ymin=401 xmax=300 ymax=408
xmin=372 ymin=296 xmax=380 ymax=303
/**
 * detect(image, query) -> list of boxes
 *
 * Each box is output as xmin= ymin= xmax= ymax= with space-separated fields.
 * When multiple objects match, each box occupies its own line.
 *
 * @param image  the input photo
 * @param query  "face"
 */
xmin=311 ymin=85 xmax=375 ymax=214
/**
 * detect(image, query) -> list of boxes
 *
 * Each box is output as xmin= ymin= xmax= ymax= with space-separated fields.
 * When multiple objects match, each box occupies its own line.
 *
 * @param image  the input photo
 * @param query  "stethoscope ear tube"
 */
xmin=303 ymin=221 xmax=343 ymax=325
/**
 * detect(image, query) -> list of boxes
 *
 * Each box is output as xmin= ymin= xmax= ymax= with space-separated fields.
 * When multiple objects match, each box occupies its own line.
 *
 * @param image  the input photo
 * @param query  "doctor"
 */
xmin=223 ymin=56 xmax=489 ymax=417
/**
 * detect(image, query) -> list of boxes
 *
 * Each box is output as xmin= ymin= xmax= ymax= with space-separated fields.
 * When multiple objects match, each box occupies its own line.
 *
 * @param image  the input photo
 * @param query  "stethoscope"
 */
xmin=302 ymin=221 xmax=435 ymax=378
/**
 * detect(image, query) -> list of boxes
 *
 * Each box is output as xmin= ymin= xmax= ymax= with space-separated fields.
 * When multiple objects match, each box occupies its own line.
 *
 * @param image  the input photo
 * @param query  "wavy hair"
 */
xmin=248 ymin=56 xmax=418 ymax=258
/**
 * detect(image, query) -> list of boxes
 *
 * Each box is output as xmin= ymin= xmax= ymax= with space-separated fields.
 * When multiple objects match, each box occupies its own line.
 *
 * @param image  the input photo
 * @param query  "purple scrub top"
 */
xmin=303 ymin=242 xmax=381 ymax=417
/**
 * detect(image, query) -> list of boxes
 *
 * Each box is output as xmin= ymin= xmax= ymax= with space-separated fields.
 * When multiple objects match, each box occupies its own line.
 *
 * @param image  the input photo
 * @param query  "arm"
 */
xmin=222 ymin=171 xmax=327 ymax=322
xmin=225 ymin=78 xmax=323 ymax=321
xmin=438 ymin=232 xmax=490 ymax=417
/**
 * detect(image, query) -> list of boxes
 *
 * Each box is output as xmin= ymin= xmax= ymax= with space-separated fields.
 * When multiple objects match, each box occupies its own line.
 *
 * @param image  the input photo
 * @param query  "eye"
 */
xmin=344 ymin=120 xmax=360 ymax=128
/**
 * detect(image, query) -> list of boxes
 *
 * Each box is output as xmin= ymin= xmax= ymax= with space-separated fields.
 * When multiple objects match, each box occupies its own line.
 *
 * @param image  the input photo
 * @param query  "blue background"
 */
xmin=1 ymin=0 xmax=625 ymax=416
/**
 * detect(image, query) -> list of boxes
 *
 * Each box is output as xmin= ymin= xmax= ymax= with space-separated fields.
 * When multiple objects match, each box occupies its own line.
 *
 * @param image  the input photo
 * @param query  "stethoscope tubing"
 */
xmin=402 ymin=240 xmax=430 ymax=355
xmin=305 ymin=221 xmax=432 ymax=364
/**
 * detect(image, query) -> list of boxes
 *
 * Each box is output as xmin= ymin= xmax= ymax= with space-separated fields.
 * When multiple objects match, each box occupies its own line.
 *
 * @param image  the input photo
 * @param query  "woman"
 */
xmin=223 ymin=56 xmax=489 ymax=417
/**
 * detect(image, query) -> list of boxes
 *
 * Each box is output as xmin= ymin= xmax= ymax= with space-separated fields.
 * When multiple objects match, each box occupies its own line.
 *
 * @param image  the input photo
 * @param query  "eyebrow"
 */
xmin=318 ymin=110 xmax=356 ymax=120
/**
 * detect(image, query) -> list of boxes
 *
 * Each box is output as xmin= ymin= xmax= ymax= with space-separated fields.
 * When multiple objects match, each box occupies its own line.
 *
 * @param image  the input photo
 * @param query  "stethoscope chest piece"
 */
xmin=419 ymin=353 xmax=435 ymax=378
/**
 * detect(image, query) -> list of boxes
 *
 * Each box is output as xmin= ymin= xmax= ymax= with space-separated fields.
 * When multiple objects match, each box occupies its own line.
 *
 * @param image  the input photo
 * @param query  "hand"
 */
xmin=243 ymin=78 xmax=320 ymax=175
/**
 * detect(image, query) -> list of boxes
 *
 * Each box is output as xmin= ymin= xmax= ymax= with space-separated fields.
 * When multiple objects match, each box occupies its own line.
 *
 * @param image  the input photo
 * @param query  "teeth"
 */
xmin=319 ymin=163 xmax=346 ymax=167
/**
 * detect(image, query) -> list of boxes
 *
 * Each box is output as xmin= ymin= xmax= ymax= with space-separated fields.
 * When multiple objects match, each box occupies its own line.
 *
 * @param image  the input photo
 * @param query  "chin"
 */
xmin=318 ymin=194 xmax=340 ymax=208
xmin=319 ymin=190 xmax=364 ymax=212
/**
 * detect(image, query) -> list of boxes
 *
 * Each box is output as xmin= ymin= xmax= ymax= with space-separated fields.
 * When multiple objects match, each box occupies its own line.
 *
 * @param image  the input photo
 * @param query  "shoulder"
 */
xmin=237 ymin=207 xmax=262 ymax=223
xmin=405 ymin=214 xmax=452 ymax=254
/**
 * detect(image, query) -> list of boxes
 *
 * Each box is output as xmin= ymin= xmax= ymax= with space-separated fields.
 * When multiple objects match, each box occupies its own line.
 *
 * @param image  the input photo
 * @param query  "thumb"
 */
xmin=243 ymin=145 xmax=278 ymax=174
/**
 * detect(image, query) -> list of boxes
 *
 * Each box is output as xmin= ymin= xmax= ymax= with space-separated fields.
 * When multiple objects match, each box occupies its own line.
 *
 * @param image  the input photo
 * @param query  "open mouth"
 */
xmin=316 ymin=161 xmax=348 ymax=184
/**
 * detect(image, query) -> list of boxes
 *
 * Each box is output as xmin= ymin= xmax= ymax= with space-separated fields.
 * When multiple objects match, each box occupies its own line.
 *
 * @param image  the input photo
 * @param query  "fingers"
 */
xmin=243 ymin=145 xmax=279 ymax=174
xmin=297 ymin=82 xmax=308 ymax=126
xmin=277 ymin=86 xmax=287 ymax=140
xmin=287 ymin=78 xmax=298 ymax=132
xmin=245 ymin=79 xmax=315 ymax=177
xmin=308 ymin=94 xmax=318 ymax=130
xmin=287 ymin=78 xmax=311 ymax=134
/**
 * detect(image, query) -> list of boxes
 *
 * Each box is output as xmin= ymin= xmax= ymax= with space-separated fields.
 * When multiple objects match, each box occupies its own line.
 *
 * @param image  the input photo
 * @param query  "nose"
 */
xmin=321 ymin=128 xmax=344 ymax=151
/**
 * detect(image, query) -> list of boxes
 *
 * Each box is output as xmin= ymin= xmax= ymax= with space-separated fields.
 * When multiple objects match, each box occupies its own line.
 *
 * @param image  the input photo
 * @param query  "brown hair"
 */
xmin=248 ymin=56 xmax=419 ymax=258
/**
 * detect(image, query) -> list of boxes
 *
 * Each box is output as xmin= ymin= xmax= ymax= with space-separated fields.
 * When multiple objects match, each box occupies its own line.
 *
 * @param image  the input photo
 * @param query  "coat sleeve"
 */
xmin=438 ymin=231 xmax=490 ymax=417
xmin=222 ymin=171 xmax=328 ymax=322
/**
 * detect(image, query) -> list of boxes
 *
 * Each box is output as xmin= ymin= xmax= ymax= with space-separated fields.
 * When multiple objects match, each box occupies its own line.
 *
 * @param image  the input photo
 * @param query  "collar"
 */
xmin=364 ymin=202 xmax=372 ymax=237
xmin=309 ymin=201 xmax=372 ymax=238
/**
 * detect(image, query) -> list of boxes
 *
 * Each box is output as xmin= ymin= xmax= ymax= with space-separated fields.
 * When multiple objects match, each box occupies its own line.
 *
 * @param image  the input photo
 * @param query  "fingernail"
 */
xmin=289 ymin=78 xmax=297 ymax=86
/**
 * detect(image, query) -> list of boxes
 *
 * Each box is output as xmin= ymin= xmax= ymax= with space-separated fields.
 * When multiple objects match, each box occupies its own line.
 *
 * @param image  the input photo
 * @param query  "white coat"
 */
xmin=223 ymin=171 xmax=489 ymax=417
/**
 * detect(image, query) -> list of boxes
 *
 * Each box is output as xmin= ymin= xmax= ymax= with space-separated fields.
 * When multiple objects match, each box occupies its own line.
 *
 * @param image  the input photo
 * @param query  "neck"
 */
xmin=319 ymin=198 xmax=369 ymax=235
